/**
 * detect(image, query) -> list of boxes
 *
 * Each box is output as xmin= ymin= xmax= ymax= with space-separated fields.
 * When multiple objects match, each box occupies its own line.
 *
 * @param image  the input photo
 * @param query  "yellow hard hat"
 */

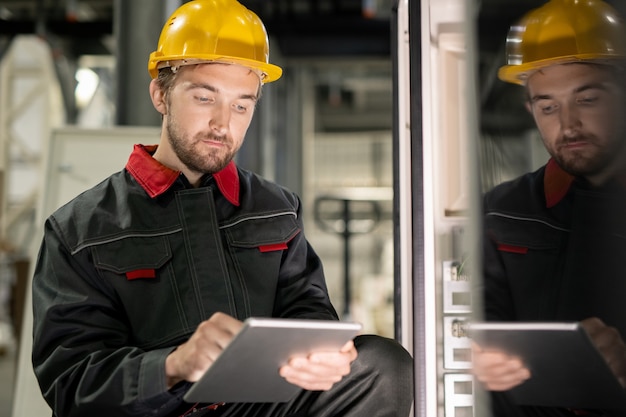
xmin=498 ymin=0 xmax=626 ymax=85
xmin=147 ymin=0 xmax=282 ymax=83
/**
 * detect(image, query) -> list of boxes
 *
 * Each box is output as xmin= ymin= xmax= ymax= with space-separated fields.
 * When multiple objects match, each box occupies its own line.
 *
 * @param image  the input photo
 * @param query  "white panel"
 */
xmin=443 ymin=316 xmax=471 ymax=370
xmin=437 ymin=33 xmax=469 ymax=217
xmin=444 ymin=373 xmax=475 ymax=417
xmin=0 ymin=35 xmax=65 ymax=248
xmin=442 ymin=260 xmax=472 ymax=314
xmin=38 ymin=126 xmax=161 ymax=221
xmin=397 ymin=0 xmax=413 ymax=354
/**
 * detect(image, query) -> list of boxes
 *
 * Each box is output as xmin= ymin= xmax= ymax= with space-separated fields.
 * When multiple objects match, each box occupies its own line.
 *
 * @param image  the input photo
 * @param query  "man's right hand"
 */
xmin=164 ymin=312 xmax=243 ymax=389
xmin=471 ymin=342 xmax=531 ymax=391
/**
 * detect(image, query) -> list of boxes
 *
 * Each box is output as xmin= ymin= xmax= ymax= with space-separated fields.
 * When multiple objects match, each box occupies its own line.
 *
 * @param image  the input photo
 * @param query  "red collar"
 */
xmin=125 ymin=144 xmax=240 ymax=206
xmin=544 ymin=158 xmax=574 ymax=208
xmin=544 ymin=158 xmax=626 ymax=207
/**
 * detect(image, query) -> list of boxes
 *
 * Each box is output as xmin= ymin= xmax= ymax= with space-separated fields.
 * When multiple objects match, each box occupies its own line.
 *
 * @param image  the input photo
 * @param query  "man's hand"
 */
xmin=278 ymin=340 xmax=358 ymax=391
xmin=165 ymin=312 xmax=243 ymax=389
xmin=471 ymin=342 xmax=531 ymax=391
xmin=580 ymin=317 xmax=626 ymax=389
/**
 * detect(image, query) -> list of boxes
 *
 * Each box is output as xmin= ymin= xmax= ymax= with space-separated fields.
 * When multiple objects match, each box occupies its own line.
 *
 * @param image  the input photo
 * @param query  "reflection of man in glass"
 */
xmin=472 ymin=0 xmax=626 ymax=416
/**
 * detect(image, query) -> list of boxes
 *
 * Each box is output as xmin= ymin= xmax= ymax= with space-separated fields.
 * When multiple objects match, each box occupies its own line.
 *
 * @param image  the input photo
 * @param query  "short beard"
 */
xmin=553 ymin=134 xmax=626 ymax=180
xmin=166 ymin=116 xmax=233 ymax=175
xmin=553 ymin=154 xmax=605 ymax=178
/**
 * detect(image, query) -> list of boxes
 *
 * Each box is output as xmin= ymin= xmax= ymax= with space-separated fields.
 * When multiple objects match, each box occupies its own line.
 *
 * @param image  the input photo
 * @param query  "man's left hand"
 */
xmin=278 ymin=340 xmax=357 ymax=391
xmin=581 ymin=317 xmax=626 ymax=389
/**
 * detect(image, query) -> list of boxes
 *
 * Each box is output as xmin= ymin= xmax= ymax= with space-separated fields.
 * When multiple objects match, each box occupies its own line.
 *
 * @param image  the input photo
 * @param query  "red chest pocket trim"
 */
xmin=126 ymin=269 xmax=156 ymax=280
xmin=497 ymin=243 xmax=528 ymax=254
xmin=258 ymin=242 xmax=288 ymax=253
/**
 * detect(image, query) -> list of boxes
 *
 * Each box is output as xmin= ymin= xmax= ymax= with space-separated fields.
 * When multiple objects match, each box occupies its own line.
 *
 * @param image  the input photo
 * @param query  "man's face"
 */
xmin=526 ymin=63 xmax=626 ymax=184
xmin=157 ymin=63 xmax=259 ymax=177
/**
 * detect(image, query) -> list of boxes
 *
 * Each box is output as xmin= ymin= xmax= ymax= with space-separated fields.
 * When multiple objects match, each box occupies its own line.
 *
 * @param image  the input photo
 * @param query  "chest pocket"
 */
xmin=222 ymin=213 xmax=300 ymax=316
xmin=224 ymin=212 xmax=300 ymax=248
xmin=486 ymin=213 xmax=568 ymax=319
xmin=92 ymin=235 xmax=172 ymax=276
xmin=91 ymin=234 xmax=190 ymax=348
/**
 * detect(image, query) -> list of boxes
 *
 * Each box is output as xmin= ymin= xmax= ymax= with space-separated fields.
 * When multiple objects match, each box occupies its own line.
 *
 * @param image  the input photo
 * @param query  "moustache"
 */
xmin=197 ymin=133 xmax=228 ymax=143
xmin=559 ymin=135 xmax=591 ymax=145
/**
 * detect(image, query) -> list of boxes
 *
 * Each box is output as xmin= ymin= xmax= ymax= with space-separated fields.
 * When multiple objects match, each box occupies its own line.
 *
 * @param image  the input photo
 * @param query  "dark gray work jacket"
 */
xmin=482 ymin=158 xmax=626 ymax=329
xmin=31 ymin=144 xmax=338 ymax=417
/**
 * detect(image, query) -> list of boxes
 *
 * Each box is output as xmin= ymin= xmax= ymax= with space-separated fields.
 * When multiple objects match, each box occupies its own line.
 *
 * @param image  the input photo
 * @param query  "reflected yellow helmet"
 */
xmin=147 ymin=0 xmax=282 ymax=83
xmin=498 ymin=0 xmax=626 ymax=85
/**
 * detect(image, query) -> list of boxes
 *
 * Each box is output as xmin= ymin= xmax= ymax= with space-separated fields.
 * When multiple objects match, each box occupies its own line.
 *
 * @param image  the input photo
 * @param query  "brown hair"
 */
xmin=154 ymin=67 xmax=179 ymax=104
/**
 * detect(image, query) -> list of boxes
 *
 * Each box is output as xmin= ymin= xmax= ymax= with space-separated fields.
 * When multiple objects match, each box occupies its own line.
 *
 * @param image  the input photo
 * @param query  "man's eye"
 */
xmin=540 ymin=104 xmax=557 ymax=114
xmin=234 ymin=104 xmax=247 ymax=112
xmin=577 ymin=96 xmax=597 ymax=104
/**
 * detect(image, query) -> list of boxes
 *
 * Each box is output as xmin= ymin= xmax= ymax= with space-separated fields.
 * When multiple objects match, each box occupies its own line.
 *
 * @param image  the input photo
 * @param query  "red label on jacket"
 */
xmin=258 ymin=242 xmax=288 ymax=252
xmin=126 ymin=269 xmax=156 ymax=280
xmin=497 ymin=243 xmax=528 ymax=254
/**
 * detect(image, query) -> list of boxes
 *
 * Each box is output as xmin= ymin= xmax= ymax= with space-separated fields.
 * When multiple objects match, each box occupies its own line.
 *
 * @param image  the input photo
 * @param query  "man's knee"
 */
xmin=353 ymin=334 xmax=413 ymax=380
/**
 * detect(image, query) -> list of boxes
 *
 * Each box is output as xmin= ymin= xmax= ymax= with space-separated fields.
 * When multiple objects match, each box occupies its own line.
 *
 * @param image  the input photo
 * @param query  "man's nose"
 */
xmin=209 ymin=105 xmax=229 ymax=135
xmin=560 ymin=103 xmax=582 ymax=138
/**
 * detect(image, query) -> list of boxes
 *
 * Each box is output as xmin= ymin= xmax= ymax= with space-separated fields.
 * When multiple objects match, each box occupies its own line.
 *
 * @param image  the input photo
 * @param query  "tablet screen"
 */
xmin=470 ymin=321 xmax=626 ymax=410
xmin=183 ymin=317 xmax=362 ymax=403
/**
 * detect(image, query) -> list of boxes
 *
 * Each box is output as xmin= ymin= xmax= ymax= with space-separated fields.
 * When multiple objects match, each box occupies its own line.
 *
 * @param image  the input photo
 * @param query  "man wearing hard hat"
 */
xmin=29 ymin=1 xmax=414 ymax=416
xmin=473 ymin=0 xmax=626 ymax=416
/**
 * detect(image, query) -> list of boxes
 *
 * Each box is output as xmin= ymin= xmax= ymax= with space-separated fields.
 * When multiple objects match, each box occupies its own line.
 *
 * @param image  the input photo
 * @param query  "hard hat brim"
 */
xmin=498 ymin=55 xmax=626 ymax=85
xmin=148 ymin=53 xmax=283 ymax=83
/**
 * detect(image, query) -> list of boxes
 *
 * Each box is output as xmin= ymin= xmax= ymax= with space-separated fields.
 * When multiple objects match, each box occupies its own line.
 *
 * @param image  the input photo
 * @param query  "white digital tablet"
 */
xmin=470 ymin=321 xmax=626 ymax=411
xmin=183 ymin=317 xmax=362 ymax=404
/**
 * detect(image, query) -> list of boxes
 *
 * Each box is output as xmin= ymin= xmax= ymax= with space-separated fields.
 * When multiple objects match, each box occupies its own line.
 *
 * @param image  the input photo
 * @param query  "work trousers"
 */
xmin=488 ymin=392 xmax=624 ymax=417
xmin=183 ymin=335 xmax=414 ymax=417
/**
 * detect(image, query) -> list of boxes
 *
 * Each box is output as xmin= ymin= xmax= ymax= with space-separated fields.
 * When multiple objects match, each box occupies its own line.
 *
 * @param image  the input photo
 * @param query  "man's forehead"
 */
xmin=172 ymin=63 xmax=261 ymax=95
xmin=175 ymin=62 xmax=263 ymax=82
xmin=526 ymin=63 xmax=619 ymax=92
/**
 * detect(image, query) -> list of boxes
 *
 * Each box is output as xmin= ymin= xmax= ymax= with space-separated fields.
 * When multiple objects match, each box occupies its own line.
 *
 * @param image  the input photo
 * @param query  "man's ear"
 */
xmin=524 ymin=101 xmax=532 ymax=114
xmin=149 ymin=79 xmax=167 ymax=115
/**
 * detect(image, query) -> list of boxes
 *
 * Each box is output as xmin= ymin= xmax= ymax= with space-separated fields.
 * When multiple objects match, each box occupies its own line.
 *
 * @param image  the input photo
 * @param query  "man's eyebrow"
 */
xmin=530 ymin=93 xmax=551 ymax=103
xmin=573 ymin=83 xmax=609 ymax=94
xmin=186 ymin=82 xmax=217 ymax=93
xmin=185 ymin=82 xmax=258 ymax=102
xmin=530 ymin=83 xmax=609 ymax=103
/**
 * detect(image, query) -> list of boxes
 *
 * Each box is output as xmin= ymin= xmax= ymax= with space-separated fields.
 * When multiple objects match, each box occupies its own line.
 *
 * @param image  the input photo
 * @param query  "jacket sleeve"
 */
xmin=481 ymin=222 xmax=517 ymax=321
xmin=479 ymin=193 xmax=517 ymax=322
xmin=31 ymin=217 xmax=186 ymax=417
xmin=272 ymin=195 xmax=339 ymax=321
